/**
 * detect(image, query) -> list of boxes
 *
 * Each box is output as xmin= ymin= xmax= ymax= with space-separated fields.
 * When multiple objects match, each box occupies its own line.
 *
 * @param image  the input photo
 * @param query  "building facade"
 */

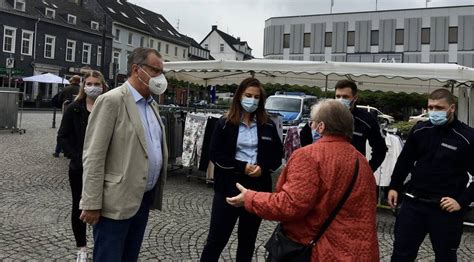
xmin=0 ymin=0 xmax=113 ymax=102
xmin=263 ymin=5 xmax=474 ymax=68
xmin=200 ymin=25 xmax=253 ymax=61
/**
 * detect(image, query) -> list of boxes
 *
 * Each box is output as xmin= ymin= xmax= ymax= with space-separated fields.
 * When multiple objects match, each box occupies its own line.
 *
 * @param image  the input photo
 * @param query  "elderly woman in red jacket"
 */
xmin=227 ymin=99 xmax=379 ymax=261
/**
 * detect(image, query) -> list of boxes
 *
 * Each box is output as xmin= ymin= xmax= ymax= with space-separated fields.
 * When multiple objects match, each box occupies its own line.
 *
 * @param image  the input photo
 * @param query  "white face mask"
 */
xmin=139 ymin=68 xmax=168 ymax=95
xmin=84 ymin=84 xmax=102 ymax=98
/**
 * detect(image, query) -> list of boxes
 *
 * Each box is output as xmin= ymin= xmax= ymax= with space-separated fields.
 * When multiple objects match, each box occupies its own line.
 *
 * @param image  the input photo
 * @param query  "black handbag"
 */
xmin=265 ymin=159 xmax=360 ymax=262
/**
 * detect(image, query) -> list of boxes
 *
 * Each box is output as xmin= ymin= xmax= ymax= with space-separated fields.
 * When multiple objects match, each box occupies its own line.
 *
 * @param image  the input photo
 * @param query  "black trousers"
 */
xmin=391 ymin=198 xmax=464 ymax=262
xmin=68 ymin=168 xmax=86 ymax=247
xmin=200 ymin=193 xmax=262 ymax=262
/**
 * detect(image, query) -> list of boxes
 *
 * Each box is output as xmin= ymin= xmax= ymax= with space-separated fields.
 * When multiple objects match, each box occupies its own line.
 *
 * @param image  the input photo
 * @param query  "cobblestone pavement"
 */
xmin=1 ymin=112 xmax=473 ymax=261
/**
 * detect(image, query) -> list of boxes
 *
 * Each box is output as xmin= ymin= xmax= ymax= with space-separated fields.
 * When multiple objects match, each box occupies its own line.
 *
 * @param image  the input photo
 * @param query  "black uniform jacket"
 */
xmin=57 ymin=99 xmax=90 ymax=171
xmin=210 ymin=117 xmax=283 ymax=197
xmin=352 ymin=107 xmax=388 ymax=171
xmin=389 ymin=119 xmax=474 ymax=207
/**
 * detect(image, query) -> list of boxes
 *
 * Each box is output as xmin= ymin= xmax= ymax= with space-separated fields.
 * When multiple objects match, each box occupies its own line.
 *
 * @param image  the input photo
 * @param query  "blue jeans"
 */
xmin=93 ymin=191 xmax=153 ymax=262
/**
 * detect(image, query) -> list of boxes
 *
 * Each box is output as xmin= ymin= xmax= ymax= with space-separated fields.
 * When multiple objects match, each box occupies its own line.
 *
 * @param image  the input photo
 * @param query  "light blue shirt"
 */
xmin=127 ymin=82 xmax=162 ymax=192
xmin=235 ymin=121 xmax=258 ymax=165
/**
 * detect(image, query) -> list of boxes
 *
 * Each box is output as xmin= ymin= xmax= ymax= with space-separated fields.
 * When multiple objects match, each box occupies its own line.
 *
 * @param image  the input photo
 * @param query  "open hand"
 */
xmin=226 ymin=183 xmax=248 ymax=207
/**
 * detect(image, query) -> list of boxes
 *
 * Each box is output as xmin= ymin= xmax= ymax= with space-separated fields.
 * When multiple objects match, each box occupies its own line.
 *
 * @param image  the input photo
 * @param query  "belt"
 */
xmin=404 ymin=192 xmax=441 ymax=205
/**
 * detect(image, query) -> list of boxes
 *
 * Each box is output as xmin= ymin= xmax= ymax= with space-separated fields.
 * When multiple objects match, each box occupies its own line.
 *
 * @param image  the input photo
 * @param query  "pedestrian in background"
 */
xmin=57 ymin=70 xmax=107 ymax=261
xmin=388 ymin=88 xmax=474 ymax=261
xmin=79 ymin=48 xmax=168 ymax=261
xmin=227 ymin=99 xmax=379 ymax=261
xmin=200 ymin=77 xmax=283 ymax=262
xmin=53 ymin=75 xmax=81 ymax=158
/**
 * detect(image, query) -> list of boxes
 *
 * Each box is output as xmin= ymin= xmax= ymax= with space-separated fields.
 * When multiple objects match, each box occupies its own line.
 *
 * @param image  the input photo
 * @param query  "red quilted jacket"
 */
xmin=244 ymin=135 xmax=379 ymax=261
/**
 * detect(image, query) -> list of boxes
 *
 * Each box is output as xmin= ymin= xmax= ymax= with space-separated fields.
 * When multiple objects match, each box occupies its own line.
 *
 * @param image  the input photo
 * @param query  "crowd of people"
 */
xmin=55 ymin=47 xmax=474 ymax=262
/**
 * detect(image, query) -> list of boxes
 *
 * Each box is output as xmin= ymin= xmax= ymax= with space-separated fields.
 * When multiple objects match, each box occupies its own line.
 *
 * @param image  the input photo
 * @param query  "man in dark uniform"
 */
xmin=388 ymin=88 xmax=474 ymax=261
xmin=335 ymin=80 xmax=387 ymax=171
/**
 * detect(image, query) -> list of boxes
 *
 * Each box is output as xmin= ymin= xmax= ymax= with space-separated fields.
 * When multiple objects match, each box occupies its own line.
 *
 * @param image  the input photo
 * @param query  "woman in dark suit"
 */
xmin=200 ymin=77 xmax=283 ymax=261
xmin=57 ymin=70 xmax=107 ymax=262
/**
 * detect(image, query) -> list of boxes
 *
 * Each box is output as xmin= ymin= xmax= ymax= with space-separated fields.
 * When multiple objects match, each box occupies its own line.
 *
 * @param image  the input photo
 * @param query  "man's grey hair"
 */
xmin=310 ymin=99 xmax=354 ymax=140
xmin=127 ymin=47 xmax=162 ymax=77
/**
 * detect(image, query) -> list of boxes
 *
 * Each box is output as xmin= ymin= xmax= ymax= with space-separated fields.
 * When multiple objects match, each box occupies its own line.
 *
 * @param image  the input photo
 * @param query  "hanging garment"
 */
xmin=182 ymin=113 xmax=208 ymax=167
xmin=199 ymin=117 xmax=220 ymax=171
xmin=283 ymin=126 xmax=301 ymax=161
xmin=367 ymin=133 xmax=404 ymax=186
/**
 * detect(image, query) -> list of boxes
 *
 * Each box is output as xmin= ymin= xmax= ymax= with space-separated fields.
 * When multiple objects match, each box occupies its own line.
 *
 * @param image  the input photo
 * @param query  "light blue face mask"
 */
xmin=429 ymin=110 xmax=448 ymax=126
xmin=311 ymin=129 xmax=321 ymax=142
xmin=241 ymin=97 xmax=259 ymax=113
xmin=337 ymin=98 xmax=352 ymax=109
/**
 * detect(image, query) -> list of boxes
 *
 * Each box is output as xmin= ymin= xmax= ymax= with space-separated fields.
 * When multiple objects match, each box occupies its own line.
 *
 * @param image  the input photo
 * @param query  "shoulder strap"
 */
xmin=311 ymin=158 xmax=360 ymax=245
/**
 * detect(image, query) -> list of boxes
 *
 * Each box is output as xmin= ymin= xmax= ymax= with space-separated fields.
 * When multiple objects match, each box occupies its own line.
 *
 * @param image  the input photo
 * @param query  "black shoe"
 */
xmin=52 ymin=153 xmax=60 ymax=158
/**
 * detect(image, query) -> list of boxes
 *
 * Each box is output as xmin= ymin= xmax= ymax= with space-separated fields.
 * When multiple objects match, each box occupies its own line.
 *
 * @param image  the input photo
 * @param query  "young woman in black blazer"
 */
xmin=57 ymin=70 xmax=107 ymax=262
xmin=200 ymin=77 xmax=283 ymax=261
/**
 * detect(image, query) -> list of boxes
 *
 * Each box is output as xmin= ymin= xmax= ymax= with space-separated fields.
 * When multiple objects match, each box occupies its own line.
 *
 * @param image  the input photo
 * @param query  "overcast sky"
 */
xmin=130 ymin=0 xmax=474 ymax=58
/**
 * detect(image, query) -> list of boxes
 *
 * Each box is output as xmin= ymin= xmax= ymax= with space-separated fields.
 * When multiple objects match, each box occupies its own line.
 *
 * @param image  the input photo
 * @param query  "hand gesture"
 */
xmin=226 ymin=183 xmax=248 ymax=207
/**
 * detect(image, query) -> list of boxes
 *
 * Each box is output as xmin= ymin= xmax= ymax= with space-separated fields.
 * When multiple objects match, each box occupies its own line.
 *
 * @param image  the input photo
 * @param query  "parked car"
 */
xmin=192 ymin=100 xmax=208 ymax=107
xmin=265 ymin=92 xmax=318 ymax=132
xmin=409 ymin=113 xmax=429 ymax=123
xmin=357 ymin=105 xmax=395 ymax=124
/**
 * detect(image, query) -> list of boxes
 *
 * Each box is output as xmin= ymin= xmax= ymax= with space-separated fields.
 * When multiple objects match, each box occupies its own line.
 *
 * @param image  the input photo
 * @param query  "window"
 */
xmin=113 ymin=51 xmax=120 ymax=70
xmin=204 ymin=44 xmax=208 ymax=50
xmin=283 ymin=34 xmax=290 ymax=48
xmin=370 ymin=30 xmax=379 ymax=46
xmin=220 ymin=43 xmax=224 ymax=52
xmin=120 ymin=11 xmax=128 ymax=18
xmin=149 ymin=39 xmax=154 ymax=48
xmin=421 ymin=28 xmax=430 ymax=44
xmin=44 ymin=35 xmax=55 ymax=59
xmin=97 ymin=46 xmax=102 ymax=66
xmin=21 ymin=30 xmax=33 ymax=56
xmin=157 ymin=42 xmax=161 ymax=52
xmin=448 ymin=27 xmax=458 ymax=44
xmin=128 ymin=33 xmax=133 ymax=45
xmin=14 ymin=0 xmax=25 ymax=11
xmin=165 ymin=44 xmax=169 ymax=54
xmin=82 ymin=43 xmax=91 ymax=64
xmin=66 ymin=39 xmax=76 ymax=62
xmin=91 ymin=21 xmax=99 ymax=31
xmin=174 ymin=46 xmax=178 ymax=56
xmin=395 ymin=29 xmax=404 ymax=45
xmin=3 ymin=26 xmax=17 ymax=53
xmin=45 ymin=8 xmax=55 ymax=19
xmin=347 ymin=31 xmax=355 ymax=47
xmin=67 ymin=14 xmax=76 ymax=24
xmin=140 ymin=36 xmax=144 ymax=47
xmin=324 ymin=32 xmax=332 ymax=47
xmin=137 ymin=18 xmax=145 ymax=24
xmin=183 ymin=49 xmax=186 ymax=58
xmin=114 ymin=29 xmax=120 ymax=41
xmin=304 ymin=33 xmax=311 ymax=48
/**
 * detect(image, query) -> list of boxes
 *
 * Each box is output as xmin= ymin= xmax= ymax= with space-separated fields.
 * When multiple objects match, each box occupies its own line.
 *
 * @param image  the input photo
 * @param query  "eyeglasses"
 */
xmin=139 ymin=63 xmax=163 ymax=75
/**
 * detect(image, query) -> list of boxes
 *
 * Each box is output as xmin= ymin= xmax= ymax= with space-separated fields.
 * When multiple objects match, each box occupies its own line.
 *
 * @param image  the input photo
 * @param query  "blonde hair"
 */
xmin=75 ymin=70 xmax=108 ymax=101
xmin=311 ymin=99 xmax=354 ymax=140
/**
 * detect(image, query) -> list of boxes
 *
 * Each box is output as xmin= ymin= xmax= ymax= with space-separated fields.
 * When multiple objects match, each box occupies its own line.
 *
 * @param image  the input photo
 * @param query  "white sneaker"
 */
xmin=76 ymin=249 xmax=87 ymax=262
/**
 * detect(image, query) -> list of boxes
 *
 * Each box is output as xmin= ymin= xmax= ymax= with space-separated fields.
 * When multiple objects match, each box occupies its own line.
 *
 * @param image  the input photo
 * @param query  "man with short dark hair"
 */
xmin=79 ymin=47 xmax=168 ymax=261
xmin=59 ymin=75 xmax=81 ymax=108
xmin=388 ymin=88 xmax=474 ymax=261
xmin=334 ymin=79 xmax=387 ymax=171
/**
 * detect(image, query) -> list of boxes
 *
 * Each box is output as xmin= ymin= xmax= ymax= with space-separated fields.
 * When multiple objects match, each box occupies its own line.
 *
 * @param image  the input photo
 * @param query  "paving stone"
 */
xmin=0 ymin=112 xmax=473 ymax=261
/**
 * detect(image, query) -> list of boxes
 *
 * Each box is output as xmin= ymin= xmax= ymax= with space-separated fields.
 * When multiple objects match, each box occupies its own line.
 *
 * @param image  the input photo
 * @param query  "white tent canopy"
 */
xmin=23 ymin=73 xmax=70 ymax=85
xmin=164 ymin=59 xmax=474 ymax=126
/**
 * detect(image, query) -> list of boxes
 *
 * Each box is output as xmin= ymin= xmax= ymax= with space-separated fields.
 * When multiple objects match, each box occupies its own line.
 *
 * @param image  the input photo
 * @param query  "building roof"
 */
xmin=200 ymin=26 xmax=254 ymax=58
xmin=97 ymin=0 xmax=150 ymax=33
xmin=127 ymin=3 xmax=189 ymax=46
xmin=266 ymin=4 xmax=474 ymax=21
xmin=1 ymin=0 xmax=105 ymax=35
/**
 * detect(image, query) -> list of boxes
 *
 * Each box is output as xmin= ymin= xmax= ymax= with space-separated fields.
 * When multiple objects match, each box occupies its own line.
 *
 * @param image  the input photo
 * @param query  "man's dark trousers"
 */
xmin=391 ymin=197 xmax=464 ymax=262
xmin=92 ymin=190 xmax=153 ymax=262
